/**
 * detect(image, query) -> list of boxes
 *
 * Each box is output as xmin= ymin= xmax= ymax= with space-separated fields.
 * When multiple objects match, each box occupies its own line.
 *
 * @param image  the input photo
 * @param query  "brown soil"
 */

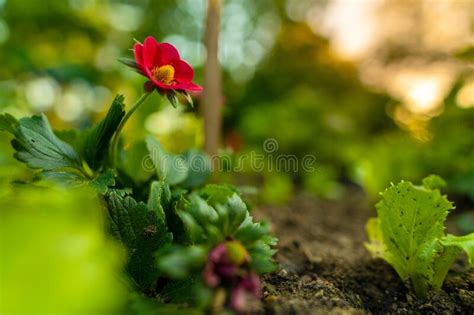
xmin=255 ymin=189 xmax=474 ymax=315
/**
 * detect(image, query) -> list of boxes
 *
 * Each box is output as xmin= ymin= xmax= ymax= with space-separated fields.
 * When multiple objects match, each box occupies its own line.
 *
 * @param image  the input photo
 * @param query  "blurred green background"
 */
xmin=0 ymin=0 xmax=473 ymax=312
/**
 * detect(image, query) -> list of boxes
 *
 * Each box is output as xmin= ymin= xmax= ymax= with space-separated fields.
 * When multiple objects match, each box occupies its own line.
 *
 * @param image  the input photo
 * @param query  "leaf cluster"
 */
xmin=366 ymin=175 xmax=474 ymax=298
xmin=0 ymin=94 xmax=278 ymax=309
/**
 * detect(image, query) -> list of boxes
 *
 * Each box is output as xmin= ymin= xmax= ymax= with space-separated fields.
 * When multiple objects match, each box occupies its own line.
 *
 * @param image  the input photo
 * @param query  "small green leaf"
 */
xmin=147 ymin=181 xmax=167 ymax=224
xmin=89 ymin=169 xmax=116 ymax=194
xmin=156 ymin=245 xmax=206 ymax=279
xmin=118 ymin=58 xmax=140 ymax=69
xmin=166 ymin=90 xmax=179 ymax=108
xmin=441 ymin=234 xmax=474 ymax=267
xmin=83 ymin=95 xmax=126 ymax=170
xmin=422 ymin=175 xmax=446 ymax=190
xmin=181 ymin=91 xmax=194 ymax=108
xmin=145 ymin=136 xmax=189 ymax=186
xmin=364 ymin=217 xmax=388 ymax=259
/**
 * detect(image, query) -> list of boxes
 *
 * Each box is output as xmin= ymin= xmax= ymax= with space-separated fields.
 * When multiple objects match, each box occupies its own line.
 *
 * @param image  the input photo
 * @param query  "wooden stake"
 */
xmin=203 ymin=0 xmax=222 ymax=158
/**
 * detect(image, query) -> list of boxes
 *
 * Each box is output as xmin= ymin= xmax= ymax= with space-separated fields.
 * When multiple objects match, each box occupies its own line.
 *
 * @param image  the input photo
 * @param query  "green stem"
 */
xmin=109 ymin=92 xmax=151 ymax=167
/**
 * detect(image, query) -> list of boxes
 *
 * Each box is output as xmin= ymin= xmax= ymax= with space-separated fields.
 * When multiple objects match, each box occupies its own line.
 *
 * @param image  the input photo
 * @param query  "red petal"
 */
xmin=157 ymin=43 xmax=180 ymax=65
xmin=173 ymin=82 xmax=203 ymax=92
xmin=133 ymin=43 xmax=145 ymax=72
xmin=173 ymin=59 xmax=194 ymax=83
xmin=143 ymin=36 xmax=160 ymax=69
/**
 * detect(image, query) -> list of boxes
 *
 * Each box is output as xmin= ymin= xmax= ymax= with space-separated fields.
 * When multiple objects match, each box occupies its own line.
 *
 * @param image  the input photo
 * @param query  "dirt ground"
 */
xmin=255 ymin=189 xmax=474 ymax=315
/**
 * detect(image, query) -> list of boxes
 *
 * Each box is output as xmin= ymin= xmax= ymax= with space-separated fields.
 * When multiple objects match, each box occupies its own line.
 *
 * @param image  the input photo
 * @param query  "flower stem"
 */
xmin=109 ymin=92 xmax=151 ymax=167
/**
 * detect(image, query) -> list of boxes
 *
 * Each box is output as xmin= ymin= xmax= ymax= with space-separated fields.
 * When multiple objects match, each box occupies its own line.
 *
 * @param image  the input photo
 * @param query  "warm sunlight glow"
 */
xmin=308 ymin=0 xmax=381 ymax=60
xmin=384 ymin=64 xmax=457 ymax=116
xmin=456 ymin=80 xmax=474 ymax=109
xmin=405 ymin=79 xmax=442 ymax=114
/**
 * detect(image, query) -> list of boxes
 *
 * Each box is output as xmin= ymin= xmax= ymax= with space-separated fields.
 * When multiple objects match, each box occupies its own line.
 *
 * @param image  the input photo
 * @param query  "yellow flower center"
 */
xmin=152 ymin=65 xmax=175 ymax=85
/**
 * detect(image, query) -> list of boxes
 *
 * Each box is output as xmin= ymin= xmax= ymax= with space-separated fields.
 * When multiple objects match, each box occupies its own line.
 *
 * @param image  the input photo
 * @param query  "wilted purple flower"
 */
xmin=203 ymin=243 xmax=238 ymax=287
xmin=230 ymin=272 xmax=262 ymax=313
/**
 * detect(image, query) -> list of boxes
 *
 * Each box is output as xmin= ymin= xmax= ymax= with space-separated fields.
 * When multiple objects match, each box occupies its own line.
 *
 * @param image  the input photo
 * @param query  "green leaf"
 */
xmin=366 ymin=177 xmax=459 ymax=298
xmin=235 ymin=218 xmax=278 ymax=274
xmin=200 ymin=184 xmax=237 ymax=205
xmin=180 ymin=150 xmax=211 ymax=189
xmin=422 ymin=174 xmax=446 ymax=190
xmin=89 ymin=169 xmax=116 ymax=194
xmin=41 ymin=170 xmax=86 ymax=186
xmin=156 ymin=245 xmax=206 ymax=279
xmin=119 ymin=140 xmax=155 ymax=183
xmin=0 ymin=113 xmax=81 ymax=171
xmin=105 ymin=190 xmax=172 ymax=291
xmin=166 ymin=90 xmax=179 ymax=108
xmin=118 ymin=58 xmax=140 ymax=69
xmin=441 ymin=234 xmax=474 ymax=267
xmin=181 ymin=91 xmax=194 ymax=108
xmin=145 ymin=136 xmax=189 ymax=186
xmin=147 ymin=180 xmax=167 ymax=224
xmin=39 ymin=169 xmax=115 ymax=194
xmin=0 ymin=113 xmax=18 ymax=133
xmin=83 ymin=95 xmax=125 ymax=170
xmin=431 ymin=245 xmax=462 ymax=291
xmin=364 ymin=217 xmax=389 ymax=259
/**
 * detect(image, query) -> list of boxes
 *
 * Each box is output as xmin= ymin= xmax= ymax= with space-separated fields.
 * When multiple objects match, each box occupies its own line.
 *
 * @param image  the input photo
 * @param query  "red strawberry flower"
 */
xmin=128 ymin=36 xmax=202 ymax=95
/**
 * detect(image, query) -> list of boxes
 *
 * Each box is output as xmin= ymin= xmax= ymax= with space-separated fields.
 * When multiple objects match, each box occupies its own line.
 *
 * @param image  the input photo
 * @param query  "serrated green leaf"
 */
xmin=89 ymin=169 xmax=116 ymax=194
xmin=200 ymin=184 xmax=237 ymax=205
xmin=54 ymin=129 xmax=83 ymax=154
xmin=441 ymin=234 xmax=474 ymax=267
xmin=0 ymin=113 xmax=81 ymax=171
xmin=83 ymin=95 xmax=125 ymax=170
xmin=105 ymin=190 xmax=172 ymax=291
xmin=366 ymin=177 xmax=464 ymax=298
xmin=145 ymin=136 xmax=189 ymax=185
xmin=235 ymin=218 xmax=278 ymax=274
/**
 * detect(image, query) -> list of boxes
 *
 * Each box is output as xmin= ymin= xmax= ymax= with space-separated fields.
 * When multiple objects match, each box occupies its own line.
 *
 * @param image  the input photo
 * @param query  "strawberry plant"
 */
xmin=0 ymin=36 xmax=277 ymax=313
xmin=365 ymin=175 xmax=474 ymax=298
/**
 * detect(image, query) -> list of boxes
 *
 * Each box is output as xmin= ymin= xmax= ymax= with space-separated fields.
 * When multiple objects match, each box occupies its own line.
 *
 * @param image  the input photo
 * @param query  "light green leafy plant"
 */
xmin=366 ymin=175 xmax=474 ymax=298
